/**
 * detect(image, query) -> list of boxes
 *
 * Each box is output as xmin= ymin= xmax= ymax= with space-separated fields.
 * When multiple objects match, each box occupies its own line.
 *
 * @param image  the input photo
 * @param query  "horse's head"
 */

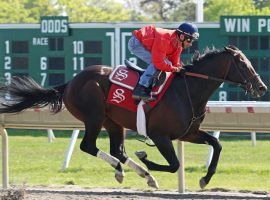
xmin=224 ymin=45 xmax=267 ymax=98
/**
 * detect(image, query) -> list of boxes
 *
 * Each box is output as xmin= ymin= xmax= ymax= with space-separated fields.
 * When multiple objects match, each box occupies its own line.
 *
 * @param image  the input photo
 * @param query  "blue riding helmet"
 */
xmin=177 ymin=22 xmax=199 ymax=40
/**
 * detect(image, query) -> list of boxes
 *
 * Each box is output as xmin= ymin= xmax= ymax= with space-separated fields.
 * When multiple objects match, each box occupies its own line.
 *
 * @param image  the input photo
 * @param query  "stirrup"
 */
xmin=141 ymin=95 xmax=156 ymax=102
xmin=132 ymin=93 xmax=156 ymax=102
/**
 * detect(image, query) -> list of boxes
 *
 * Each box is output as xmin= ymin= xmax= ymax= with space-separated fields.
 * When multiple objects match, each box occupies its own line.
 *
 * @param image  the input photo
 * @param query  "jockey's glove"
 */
xmin=171 ymin=66 xmax=181 ymax=72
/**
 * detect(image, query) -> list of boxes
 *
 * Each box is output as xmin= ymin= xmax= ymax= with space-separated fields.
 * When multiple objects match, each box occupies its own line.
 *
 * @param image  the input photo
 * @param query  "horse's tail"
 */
xmin=0 ymin=76 xmax=68 ymax=114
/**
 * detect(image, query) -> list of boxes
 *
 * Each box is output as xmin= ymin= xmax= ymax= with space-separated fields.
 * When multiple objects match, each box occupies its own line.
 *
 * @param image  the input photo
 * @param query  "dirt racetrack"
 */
xmin=0 ymin=186 xmax=269 ymax=200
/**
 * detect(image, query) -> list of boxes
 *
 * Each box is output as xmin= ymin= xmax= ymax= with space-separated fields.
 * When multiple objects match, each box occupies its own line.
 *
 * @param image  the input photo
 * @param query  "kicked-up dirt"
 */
xmin=0 ymin=186 xmax=269 ymax=200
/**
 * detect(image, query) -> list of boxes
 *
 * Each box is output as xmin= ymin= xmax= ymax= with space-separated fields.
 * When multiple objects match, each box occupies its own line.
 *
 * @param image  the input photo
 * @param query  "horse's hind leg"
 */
xmin=80 ymin=118 xmax=125 ymax=183
xmin=182 ymin=129 xmax=222 ymax=189
xmin=76 ymin=83 xmax=124 ymax=183
xmin=104 ymin=118 xmax=159 ymax=188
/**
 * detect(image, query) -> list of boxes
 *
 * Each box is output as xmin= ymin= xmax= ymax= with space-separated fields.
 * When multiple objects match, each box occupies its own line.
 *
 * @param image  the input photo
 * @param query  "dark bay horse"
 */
xmin=0 ymin=45 xmax=267 ymax=189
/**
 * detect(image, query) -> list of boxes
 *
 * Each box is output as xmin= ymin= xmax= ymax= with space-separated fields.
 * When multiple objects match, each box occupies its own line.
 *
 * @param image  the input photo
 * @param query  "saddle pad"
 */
xmin=107 ymin=65 xmax=175 ymax=112
xmin=109 ymin=65 xmax=139 ymax=90
xmin=109 ymin=65 xmax=172 ymax=95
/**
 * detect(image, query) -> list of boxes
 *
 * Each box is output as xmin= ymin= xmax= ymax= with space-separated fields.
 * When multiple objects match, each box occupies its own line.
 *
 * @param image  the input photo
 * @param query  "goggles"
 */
xmin=185 ymin=37 xmax=194 ymax=43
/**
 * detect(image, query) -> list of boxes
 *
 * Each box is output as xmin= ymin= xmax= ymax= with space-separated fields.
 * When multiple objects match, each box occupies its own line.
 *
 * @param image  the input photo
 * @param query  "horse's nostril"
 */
xmin=258 ymin=86 xmax=267 ymax=96
xmin=259 ymin=86 xmax=267 ymax=92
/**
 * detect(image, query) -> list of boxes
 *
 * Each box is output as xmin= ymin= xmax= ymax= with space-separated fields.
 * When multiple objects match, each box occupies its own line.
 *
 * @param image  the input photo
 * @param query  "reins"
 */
xmin=183 ymin=71 xmax=243 ymax=87
xmin=179 ymin=74 xmax=206 ymax=139
xmin=179 ymin=49 xmax=259 ymax=138
xmin=182 ymin=50 xmax=260 ymax=90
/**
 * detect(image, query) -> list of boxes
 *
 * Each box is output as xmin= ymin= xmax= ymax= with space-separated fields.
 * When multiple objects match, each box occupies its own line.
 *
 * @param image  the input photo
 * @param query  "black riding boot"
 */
xmin=132 ymin=84 xmax=156 ymax=102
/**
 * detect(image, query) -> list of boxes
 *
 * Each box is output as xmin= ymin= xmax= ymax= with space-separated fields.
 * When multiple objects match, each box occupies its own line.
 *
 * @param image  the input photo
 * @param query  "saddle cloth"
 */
xmin=107 ymin=65 xmax=174 ymax=112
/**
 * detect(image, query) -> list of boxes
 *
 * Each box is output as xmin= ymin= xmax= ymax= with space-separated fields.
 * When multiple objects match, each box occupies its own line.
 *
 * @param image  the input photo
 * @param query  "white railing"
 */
xmin=177 ymin=101 xmax=270 ymax=192
xmin=1 ymin=101 xmax=270 ymax=192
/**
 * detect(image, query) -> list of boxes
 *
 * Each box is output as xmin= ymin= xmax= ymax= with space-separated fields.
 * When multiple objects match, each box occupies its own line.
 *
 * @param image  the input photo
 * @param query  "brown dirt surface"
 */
xmin=0 ymin=186 xmax=269 ymax=200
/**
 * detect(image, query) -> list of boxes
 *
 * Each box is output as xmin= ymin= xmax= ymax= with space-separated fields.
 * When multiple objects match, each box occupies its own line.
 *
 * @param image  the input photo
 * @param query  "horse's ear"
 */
xmin=224 ymin=46 xmax=234 ymax=54
xmin=226 ymin=45 xmax=239 ymax=50
xmin=224 ymin=46 xmax=241 ymax=57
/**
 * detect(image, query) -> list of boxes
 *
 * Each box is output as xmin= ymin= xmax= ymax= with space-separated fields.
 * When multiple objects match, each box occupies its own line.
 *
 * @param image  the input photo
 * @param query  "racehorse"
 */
xmin=0 ymin=45 xmax=267 ymax=189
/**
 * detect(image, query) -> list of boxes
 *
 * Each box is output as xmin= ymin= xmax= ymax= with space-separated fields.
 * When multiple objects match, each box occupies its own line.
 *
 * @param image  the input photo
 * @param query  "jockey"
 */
xmin=128 ymin=22 xmax=199 ymax=102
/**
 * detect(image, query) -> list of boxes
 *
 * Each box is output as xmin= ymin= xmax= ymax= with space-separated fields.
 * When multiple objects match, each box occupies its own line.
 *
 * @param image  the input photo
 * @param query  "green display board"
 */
xmin=0 ymin=16 xmax=269 ymax=101
xmin=0 ymin=16 xmax=113 ymax=87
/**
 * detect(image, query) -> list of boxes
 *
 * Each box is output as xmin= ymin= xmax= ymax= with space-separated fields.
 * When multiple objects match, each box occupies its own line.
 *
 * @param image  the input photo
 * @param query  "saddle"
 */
xmin=124 ymin=60 xmax=167 ymax=89
xmin=107 ymin=60 xmax=175 ymax=112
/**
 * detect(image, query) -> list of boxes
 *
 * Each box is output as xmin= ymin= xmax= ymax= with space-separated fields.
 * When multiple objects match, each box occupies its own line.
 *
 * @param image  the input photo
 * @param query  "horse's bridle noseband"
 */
xmin=222 ymin=50 xmax=260 ymax=94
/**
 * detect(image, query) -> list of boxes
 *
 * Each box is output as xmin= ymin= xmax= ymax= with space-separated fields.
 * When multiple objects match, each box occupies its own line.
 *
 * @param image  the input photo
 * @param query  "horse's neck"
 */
xmin=185 ymin=75 xmax=222 ymax=109
xmin=178 ymin=60 xmax=227 ymax=111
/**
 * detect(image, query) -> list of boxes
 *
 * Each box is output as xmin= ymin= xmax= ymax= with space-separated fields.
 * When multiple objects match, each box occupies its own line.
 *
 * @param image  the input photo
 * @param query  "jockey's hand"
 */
xmin=171 ymin=66 xmax=181 ymax=73
xmin=180 ymin=61 xmax=185 ymax=67
xmin=176 ymin=62 xmax=184 ymax=68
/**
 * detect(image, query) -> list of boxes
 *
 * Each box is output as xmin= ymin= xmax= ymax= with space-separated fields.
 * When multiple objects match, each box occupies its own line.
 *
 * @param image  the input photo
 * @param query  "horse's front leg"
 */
xmin=136 ymin=133 xmax=180 ymax=173
xmin=182 ymin=129 xmax=222 ymax=189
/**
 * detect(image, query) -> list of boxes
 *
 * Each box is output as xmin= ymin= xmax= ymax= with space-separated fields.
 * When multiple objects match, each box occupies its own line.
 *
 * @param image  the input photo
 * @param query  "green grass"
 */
xmin=1 ymin=129 xmax=270 ymax=192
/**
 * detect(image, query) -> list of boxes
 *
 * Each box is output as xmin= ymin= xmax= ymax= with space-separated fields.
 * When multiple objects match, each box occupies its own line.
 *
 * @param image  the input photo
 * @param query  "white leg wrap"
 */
xmin=125 ymin=158 xmax=147 ymax=177
xmin=97 ymin=150 xmax=119 ymax=168
xmin=125 ymin=158 xmax=159 ymax=188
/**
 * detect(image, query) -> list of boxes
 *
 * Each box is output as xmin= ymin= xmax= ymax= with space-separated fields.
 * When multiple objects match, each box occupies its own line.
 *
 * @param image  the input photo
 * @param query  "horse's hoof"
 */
xmin=146 ymin=175 xmax=159 ymax=189
xmin=148 ymin=179 xmax=159 ymax=189
xmin=115 ymin=170 xmax=125 ymax=183
xmin=199 ymin=177 xmax=207 ymax=189
xmin=135 ymin=151 xmax=147 ymax=159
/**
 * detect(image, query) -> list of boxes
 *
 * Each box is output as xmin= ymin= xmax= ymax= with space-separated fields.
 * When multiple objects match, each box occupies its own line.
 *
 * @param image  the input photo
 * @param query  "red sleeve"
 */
xmin=151 ymin=37 xmax=173 ymax=72
xmin=170 ymin=47 xmax=182 ymax=67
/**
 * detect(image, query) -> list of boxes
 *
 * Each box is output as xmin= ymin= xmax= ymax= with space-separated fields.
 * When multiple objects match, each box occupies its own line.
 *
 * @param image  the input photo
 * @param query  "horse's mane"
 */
xmin=190 ymin=45 xmax=239 ymax=66
xmin=190 ymin=46 xmax=224 ymax=65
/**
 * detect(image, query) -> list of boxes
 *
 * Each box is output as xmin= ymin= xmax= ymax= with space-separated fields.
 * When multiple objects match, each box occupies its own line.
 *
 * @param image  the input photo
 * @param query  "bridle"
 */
xmin=179 ymin=47 xmax=259 ymax=139
xmin=183 ymin=48 xmax=260 ymax=93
